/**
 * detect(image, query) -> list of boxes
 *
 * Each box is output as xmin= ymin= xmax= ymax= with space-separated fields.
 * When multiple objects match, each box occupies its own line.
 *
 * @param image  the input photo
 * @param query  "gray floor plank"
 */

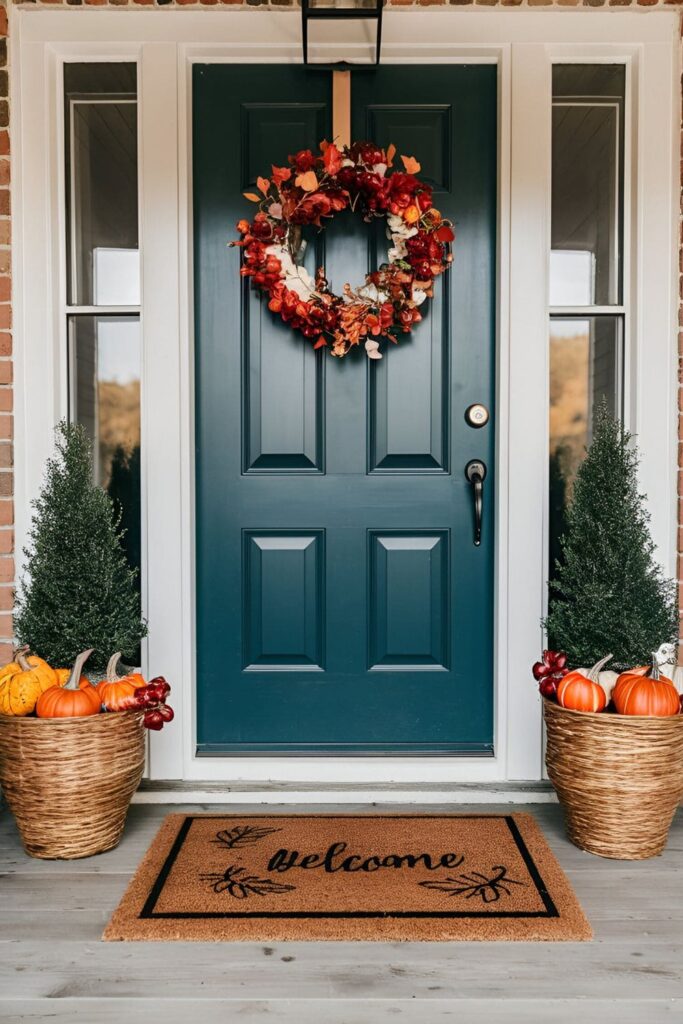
xmin=1 ymin=939 xmax=681 ymax=999
xmin=0 ymin=999 xmax=679 ymax=1024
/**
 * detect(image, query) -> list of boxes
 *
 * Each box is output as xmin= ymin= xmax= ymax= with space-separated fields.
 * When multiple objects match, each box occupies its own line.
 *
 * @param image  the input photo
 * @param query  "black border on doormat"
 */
xmin=139 ymin=814 xmax=560 ymax=920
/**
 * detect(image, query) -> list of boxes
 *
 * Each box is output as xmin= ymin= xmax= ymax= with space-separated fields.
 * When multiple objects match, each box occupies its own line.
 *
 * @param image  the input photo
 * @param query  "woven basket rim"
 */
xmin=0 ymin=710 xmax=144 ymax=726
xmin=543 ymin=696 xmax=683 ymax=725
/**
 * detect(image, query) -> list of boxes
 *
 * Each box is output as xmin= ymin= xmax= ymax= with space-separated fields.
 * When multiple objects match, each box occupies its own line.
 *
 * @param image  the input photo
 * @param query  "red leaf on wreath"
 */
xmin=257 ymin=176 xmax=270 ymax=196
xmin=243 ymin=192 xmax=261 ymax=202
xmin=434 ymin=225 xmax=455 ymax=243
xmin=290 ymin=149 xmax=317 ymax=173
xmin=401 ymin=155 xmax=421 ymax=174
xmin=271 ymin=165 xmax=291 ymax=189
xmin=295 ymin=170 xmax=319 ymax=193
xmin=323 ymin=143 xmax=343 ymax=176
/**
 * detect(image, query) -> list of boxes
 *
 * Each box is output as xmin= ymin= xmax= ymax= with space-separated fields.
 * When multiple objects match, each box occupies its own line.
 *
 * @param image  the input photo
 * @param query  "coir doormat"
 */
xmin=103 ymin=813 xmax=591 ymax=942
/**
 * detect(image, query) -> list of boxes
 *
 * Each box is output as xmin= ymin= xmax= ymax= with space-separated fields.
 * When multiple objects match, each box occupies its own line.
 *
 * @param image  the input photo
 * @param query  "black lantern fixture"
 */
xmin=301 ymin=0 xmax=384 ymax=67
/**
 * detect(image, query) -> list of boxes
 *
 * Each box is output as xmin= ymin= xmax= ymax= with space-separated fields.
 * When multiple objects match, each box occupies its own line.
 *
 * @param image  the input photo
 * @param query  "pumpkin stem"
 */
xmin=15 ymin=648 xmax=32 ymax=672
xmin=106 ymin=652 xmax=123 ymax=684
xmin=587 ymin=653 xmax=613 ymax=682
xmin=64 ymin=649 xmax=94 ymax=691
xmin=648 ymin=652 xmax=660 ymax=681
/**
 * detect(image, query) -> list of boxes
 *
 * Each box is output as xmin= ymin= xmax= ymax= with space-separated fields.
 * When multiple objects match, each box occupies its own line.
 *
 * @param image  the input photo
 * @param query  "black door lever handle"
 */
xmin=465 ymin=460 xmax=487 ymax=547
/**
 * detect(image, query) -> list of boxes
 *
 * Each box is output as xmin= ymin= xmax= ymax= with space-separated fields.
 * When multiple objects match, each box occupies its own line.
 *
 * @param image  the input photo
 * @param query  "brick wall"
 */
xmin=0 ymin=0 xmax=681 ymax=665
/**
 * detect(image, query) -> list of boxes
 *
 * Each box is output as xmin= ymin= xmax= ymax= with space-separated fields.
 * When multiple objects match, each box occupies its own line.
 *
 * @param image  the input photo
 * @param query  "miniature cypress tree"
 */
xmin=14 ymin=421 xmax=147 ymax=673
xmin=545 ymin=403 xmax=678 ymax=671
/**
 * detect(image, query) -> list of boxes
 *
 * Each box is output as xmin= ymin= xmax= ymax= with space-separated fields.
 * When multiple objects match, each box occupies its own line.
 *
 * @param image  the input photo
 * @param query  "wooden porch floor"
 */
xmin=1 ymin=801 xmax=681 ymax=1023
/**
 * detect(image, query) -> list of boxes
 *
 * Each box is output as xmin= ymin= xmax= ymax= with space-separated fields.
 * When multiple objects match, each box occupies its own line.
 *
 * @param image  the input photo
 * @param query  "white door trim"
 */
xmin=12 ymin=9 xmax=680 ymax=789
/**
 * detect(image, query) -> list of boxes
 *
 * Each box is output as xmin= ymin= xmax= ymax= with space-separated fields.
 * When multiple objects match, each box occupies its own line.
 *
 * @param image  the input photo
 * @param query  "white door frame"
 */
xmin=12 ymin=9 xmax=680 ymax=791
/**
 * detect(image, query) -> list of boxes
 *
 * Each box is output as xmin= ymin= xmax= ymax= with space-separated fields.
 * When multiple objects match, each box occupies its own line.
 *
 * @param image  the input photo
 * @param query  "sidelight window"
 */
xmin=548 ymin=65 xmax=625 ymax=576
xmin=64 ymin=63 xmax=141 ymax=581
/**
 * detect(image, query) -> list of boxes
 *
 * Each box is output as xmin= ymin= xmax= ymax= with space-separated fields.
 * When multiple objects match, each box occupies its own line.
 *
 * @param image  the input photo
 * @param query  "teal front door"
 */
xmin=194 ymin=65 xmax=497 ymax=754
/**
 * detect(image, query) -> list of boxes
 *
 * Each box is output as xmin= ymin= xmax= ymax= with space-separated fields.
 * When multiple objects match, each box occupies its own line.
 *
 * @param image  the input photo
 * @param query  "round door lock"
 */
xmin=465 ymin=403 xmax=490 ymax=429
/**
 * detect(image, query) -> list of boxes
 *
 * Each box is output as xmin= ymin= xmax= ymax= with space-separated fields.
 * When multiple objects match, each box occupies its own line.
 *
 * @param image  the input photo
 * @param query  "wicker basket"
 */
xmin=544 ymin=698 xmax=683 ymax=860
xmin=0 ymin=710 xmax=145 ymax=859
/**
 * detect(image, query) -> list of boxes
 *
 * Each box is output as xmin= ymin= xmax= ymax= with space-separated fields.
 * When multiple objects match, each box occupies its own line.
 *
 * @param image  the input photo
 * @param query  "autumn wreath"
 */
xmin=232 ymin=141 xmax=454 ymax=359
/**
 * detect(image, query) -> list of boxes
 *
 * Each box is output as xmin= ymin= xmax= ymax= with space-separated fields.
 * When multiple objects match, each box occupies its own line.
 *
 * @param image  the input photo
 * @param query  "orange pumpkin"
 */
xmin=36 ymin=649 xmax=102 ymax=719
xmin=96 ymin=652 xmax=145 ymax=712
xmin=613 ymin=655 xmax=680 ymax=717
xmin=556 ymin=654 xmax=612 ymax=713
xmin=0 ymin=648 xmax=59 ymax=716
xmin=54 ymin=667 xmax=71 ymax=687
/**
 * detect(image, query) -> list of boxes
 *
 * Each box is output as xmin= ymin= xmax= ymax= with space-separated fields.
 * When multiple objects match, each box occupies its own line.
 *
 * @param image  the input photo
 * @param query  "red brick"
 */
xmin=0 ymin=586 xmax=14 ymax=612
xmin=0 ymin=390 xmax=12 ymax=414
xmin=0 ymin=363 xmax=11 ymax=386
xmin=0 ymin=501 xmax=12 ymax=527
xmin=0 ymin=333 xmax=12 ymax=358
xmin=0 ymin=442 xmax=12 ymax=467
xmin=0 ymin=278 xmax=10 ymax=303
xmin=0 ymin=8 xmax=8 ymax=36
xmin=0 ymin=557 xmax=15 ymax=583
xmin=0 ymin=305 xmax=11 ymax=330
xmin=0 ymin=612 xmax=12 ymax=638
xmin=0 ymin=641 xmax=14 ymax=663
xmin=0 ymin=415 xmax=12 ymax=441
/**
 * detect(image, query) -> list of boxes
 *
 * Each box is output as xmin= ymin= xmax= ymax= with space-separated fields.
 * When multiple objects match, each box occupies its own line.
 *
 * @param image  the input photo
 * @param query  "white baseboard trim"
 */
xmin=132 ymin=781 xmax=558 ymax=805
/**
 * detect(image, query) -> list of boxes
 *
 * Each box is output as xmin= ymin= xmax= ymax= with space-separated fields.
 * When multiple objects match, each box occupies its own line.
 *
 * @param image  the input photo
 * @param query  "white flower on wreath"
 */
xmin=357 ymin=283 xmax=389 ymax=304
xmin=266 ymin=244 xmax=316 ymax=300
xmin=388 ymin=240 xmax=407 ymax=263
xmin=387 ymin=214 xmax=418 ymax=241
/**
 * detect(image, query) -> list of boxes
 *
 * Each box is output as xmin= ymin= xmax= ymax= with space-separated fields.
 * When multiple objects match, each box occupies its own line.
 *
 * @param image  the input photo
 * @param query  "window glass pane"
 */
xmin=549 ymin=316 xmax=621 ymax=577
xmin=69 ymin=315 xmax=141 ymax=579
xmin=65 ymin=64 xmax=138 ymax=306
xmin=550 ymin=65 xmax=625 ymax=307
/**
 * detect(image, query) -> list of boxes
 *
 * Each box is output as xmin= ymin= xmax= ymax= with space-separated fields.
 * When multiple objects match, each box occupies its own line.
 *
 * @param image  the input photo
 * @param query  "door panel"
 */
xmin=193 ymin=65 xmax=497 ymax=754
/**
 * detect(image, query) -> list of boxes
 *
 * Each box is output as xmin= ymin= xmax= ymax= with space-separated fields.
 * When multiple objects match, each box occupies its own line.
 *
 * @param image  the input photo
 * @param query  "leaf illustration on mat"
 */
xmin=419 ymin=866 xmax=525 ymax=904
xmin=201 ymin=864 xmax=296 ymax=899
xmin=212 ymin=824 xmax=282 ymax=849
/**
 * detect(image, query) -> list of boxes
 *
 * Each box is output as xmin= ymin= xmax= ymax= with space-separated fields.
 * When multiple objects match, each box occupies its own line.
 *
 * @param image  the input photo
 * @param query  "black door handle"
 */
xmin=465 ymin=460 xmax=487 ymax=547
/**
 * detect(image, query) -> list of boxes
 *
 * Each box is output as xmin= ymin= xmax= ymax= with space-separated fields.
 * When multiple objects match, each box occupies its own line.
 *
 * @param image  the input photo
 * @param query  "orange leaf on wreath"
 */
xmin=295 ymin=170 xmax=319 ymax=192
xmin=386 ymin=143 xmax=396 ymax=168
xmin=257 ymin=176 xmax=271 ymax=196
xmin=271 ymin=165 xmax=292 ymax=189
xmin=323 ymin=143 xmax=343 ymax=176
xmin=401 ymin=155 xmax=421 ymax=174
xmin=243 ymin=192 xmax=262 ymax=202
xmin=313 ymin=336 xmax=328 ymax=350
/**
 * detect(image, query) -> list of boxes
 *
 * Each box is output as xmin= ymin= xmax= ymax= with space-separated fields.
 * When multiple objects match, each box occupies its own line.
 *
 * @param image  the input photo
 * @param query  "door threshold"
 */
xmin=133 ymin=780 xmax=557 ymax=805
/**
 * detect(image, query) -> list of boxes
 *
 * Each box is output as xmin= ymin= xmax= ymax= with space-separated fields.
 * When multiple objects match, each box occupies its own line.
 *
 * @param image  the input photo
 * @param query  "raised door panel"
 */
xmin=243 ymin=530 xmax=325 ymax=671
xmin=366 ymin=106 xmax=451 ymax=473
xmin=368 ymin=531 xmax=449 ymax=670
xmin=242 ymin=103 xmax=326 ymax=473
